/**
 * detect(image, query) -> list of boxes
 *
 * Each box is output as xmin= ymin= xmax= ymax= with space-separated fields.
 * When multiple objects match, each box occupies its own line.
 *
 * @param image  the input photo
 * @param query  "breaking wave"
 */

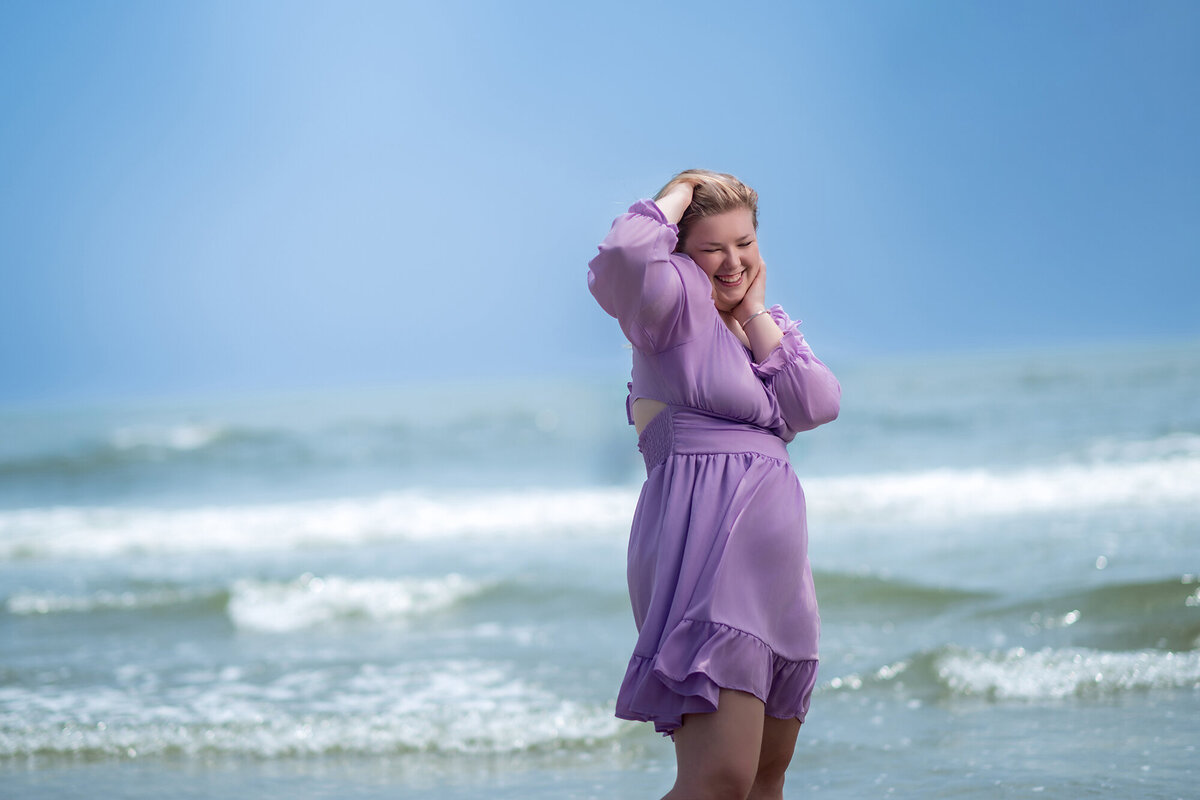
xmin=0 ymin=488 xmax=636 ymax=560
xmin=0 ymin=660 xmax=622 ymax=759
xmin=808 ymin=447 xmax=1200 ymax=524
xmin=821 ymin=644 xmax=1200 ymax=702
xmin=933 ymin=646 xmax=1200 ymax=700
xmin=4 ymin=440 xmax=1195 ymax=560
xmin=226 ymin=573 xmax=489 ymax=632
xmin=5 ymin=573 xmax=492 ymax=633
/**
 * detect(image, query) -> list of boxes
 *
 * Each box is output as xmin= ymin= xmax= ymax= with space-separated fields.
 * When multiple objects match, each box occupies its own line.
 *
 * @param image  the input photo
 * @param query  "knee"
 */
xmin=759 ymin=749 xmax=791 ymax=781
xmin=708 ymin=763 xmax=757 ymax=799
xmin=750 ymin=743 xmax=795 ymax=796
xmin=749 ymin=769 xmax=786 ymax=799
xmin=670 ymin=761 xmax=756 ymax=800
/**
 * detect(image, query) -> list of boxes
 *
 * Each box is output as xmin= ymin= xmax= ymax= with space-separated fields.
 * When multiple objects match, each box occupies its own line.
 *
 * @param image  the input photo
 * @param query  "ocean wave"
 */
xmin=0 ymin=488 xmax=636 ymax=560
xmin=1083 ymin=432 xmax=1200 ymax=462
xmin=4 ymin=573 xmax=489 ymax=632
xmin=968 ymin=575 xmax=1200 ymax=650
xmin=0 ymin=405 xmax=585 ymax=483
xmin=5 ymin=586 xmax=215 ymax=616
xmin=108 ymin=423 xmax=231 ymax=453
xmin=814 ymin=570 xmax=992 ymax=617
xmin=0 ymin=423 xmax=304 ymax=489
xmin=226 ymin=574 xmax=488 ymax=632
xmin=821 ymin=645 xmax=1200 ymax=701
xmin=0 ymin=660 xmax=621 ymax=760
xmin=808 ymin=452 xmax=1200 ymax=524
xmin=3 ymin=446 xmax=1196 ymax=561
xmin=933 ymin=646 xmax=1200 ymax=700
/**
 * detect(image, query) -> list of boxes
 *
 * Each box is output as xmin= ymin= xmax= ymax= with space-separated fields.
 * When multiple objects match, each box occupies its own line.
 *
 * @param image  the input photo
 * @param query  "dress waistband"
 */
xmin=637 ymin=406 xmax=789 ymax=472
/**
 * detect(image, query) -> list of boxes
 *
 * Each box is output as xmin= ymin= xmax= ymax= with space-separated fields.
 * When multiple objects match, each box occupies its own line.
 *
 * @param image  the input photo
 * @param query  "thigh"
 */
xmin=758 ymin=715 xmax=801 ymax=776
xmin=668 ymin=690 xmax=765 ymax=798
xmin=744 ymin=716 xmax=802 ymax=799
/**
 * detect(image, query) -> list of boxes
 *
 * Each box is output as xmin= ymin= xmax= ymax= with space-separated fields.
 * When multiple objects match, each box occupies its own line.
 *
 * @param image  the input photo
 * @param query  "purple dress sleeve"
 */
xmin=587 ymin=200 xmax=712 ymax=353
xmin=753 ymin=306 xmax=842 ymax=440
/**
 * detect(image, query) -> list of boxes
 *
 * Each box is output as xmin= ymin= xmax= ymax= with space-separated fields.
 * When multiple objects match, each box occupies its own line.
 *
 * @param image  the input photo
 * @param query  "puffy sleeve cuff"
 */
xmin=628 ymin=198 xmax=679 ymax=231
xmin=751 ymin=305 xmax=807 ymax=379
xmin=751 ymin=305 xmax=841 ymax=437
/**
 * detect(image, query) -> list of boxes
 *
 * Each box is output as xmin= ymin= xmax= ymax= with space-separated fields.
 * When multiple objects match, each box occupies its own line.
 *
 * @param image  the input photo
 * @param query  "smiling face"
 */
xmin=681 ymin=207 xmax=760 ymax=313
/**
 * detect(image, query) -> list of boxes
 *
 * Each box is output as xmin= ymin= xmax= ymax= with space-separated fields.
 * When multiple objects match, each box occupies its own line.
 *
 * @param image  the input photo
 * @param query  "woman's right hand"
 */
xmin=654 ymin=180 xmax=695 ymax=225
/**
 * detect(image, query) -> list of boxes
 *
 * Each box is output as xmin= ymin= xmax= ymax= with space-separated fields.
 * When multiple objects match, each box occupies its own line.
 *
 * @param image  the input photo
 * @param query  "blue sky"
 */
xmin=2 ymin=1 xmax=1197 ymax=403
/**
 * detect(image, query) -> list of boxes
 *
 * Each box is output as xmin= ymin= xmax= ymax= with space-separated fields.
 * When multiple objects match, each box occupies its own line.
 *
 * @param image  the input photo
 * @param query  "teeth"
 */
xmin=716 ymin=273 xmax=742 ymax=285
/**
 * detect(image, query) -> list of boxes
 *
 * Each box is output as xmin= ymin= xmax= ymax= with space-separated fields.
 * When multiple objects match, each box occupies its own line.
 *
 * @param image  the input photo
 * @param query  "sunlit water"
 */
xmin=2 ymin=341 xmax=1197 ymax=798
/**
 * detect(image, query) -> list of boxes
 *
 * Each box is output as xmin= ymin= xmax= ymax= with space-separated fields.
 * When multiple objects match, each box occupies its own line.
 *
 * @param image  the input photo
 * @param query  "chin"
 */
xmin=713 ymin=291 xmax=745 ymax=314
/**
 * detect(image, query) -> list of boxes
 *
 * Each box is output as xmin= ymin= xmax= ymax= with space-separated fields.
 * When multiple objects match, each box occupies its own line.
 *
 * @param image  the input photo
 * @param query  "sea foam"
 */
xmin=4 ymin=574 xmax=487 ymax=632
xmin=226 ymin=573 xmax=486 ymax=632
xmin=934 ymin=646 xmax=1200 ymax=700
xmin=0 ymin=488 xmax=636 ymax=560
xmin=809 ymin=450 xmax=1200 ymax=524
xmin=0 ymin=659 xmax=621 ymax=759
xmin=5 ymin=586 xmax=210 ymax=615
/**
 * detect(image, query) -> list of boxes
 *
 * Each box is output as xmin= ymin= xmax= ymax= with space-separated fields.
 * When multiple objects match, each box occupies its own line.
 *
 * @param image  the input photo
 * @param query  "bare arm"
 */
xmin=653 ymin=181 xmax=695 ymax=225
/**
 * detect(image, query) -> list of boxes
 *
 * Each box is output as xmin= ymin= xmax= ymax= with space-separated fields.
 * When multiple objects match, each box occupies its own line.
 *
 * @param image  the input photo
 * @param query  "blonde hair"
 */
xmin=655 ymin=169 xmax=759 ymax=250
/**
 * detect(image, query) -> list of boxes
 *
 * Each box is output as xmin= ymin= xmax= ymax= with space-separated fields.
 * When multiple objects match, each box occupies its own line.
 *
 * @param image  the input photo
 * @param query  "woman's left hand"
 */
xmin=733 ymin=259 xmax=768 ymax=327
xmin=733 ymin=259 xmax=784 ymax=361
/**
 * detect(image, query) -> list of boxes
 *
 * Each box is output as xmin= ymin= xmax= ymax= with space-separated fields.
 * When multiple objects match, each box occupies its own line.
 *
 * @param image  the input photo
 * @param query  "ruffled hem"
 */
xmin=615 ymin=619 xmax=819 ymax=735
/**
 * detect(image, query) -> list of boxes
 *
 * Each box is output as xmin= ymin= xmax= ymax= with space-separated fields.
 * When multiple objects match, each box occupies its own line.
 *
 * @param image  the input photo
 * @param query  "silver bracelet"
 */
xmin=741 ymin=308 xmax=770 ymax=327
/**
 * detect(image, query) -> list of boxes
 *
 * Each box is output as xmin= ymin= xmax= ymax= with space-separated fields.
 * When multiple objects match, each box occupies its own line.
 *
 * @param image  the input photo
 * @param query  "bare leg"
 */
xmin=746 ymin=715 xmax=801 ymax=800
xmin=662 ymin=689 xmax=765 ymax=800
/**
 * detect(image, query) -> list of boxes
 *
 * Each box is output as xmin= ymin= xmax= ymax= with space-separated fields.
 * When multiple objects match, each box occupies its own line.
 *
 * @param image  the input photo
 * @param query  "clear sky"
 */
xmin=2 ymin=0 xmax=1197 ymax=403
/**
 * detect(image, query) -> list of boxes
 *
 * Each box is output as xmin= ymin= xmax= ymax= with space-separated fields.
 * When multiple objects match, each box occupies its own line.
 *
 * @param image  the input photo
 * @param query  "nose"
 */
xmin=724 ymin=247 xmax=742 ymax=269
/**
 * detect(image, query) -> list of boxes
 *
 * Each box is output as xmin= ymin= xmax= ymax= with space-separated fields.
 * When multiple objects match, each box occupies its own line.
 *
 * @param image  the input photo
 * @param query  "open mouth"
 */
xmin=714 ymin=271 xmax=744 ymax=288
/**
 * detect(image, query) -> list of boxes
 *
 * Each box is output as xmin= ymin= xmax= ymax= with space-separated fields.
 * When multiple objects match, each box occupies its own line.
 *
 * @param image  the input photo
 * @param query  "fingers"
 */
xmin=748 ymin=262 xmax=767 ymax=304
xmin=751 ymin=259 xmax=767 ymax=290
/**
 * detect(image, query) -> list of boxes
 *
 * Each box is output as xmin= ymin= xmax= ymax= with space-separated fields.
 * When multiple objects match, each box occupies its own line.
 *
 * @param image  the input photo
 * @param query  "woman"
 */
xmin=588 ymin=169 xmax=841 ymax=800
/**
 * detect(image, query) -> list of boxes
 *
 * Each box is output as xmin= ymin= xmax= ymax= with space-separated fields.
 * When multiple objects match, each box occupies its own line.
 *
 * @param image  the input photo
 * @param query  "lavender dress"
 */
xmin=588 ymin=199 xmax=841 ymax=735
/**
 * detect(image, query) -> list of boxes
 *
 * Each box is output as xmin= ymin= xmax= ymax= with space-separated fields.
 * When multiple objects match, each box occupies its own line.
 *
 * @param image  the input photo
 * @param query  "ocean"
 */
xmin=1 ymin=340 xmax=1197 ymax=799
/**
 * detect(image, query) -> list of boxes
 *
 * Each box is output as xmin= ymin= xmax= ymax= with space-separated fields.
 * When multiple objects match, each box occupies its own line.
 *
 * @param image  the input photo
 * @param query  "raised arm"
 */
xmin=653 ymin=181 xmax=695 ymax=225
xmin=587 ymin=183 xmax=709 ymax=352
